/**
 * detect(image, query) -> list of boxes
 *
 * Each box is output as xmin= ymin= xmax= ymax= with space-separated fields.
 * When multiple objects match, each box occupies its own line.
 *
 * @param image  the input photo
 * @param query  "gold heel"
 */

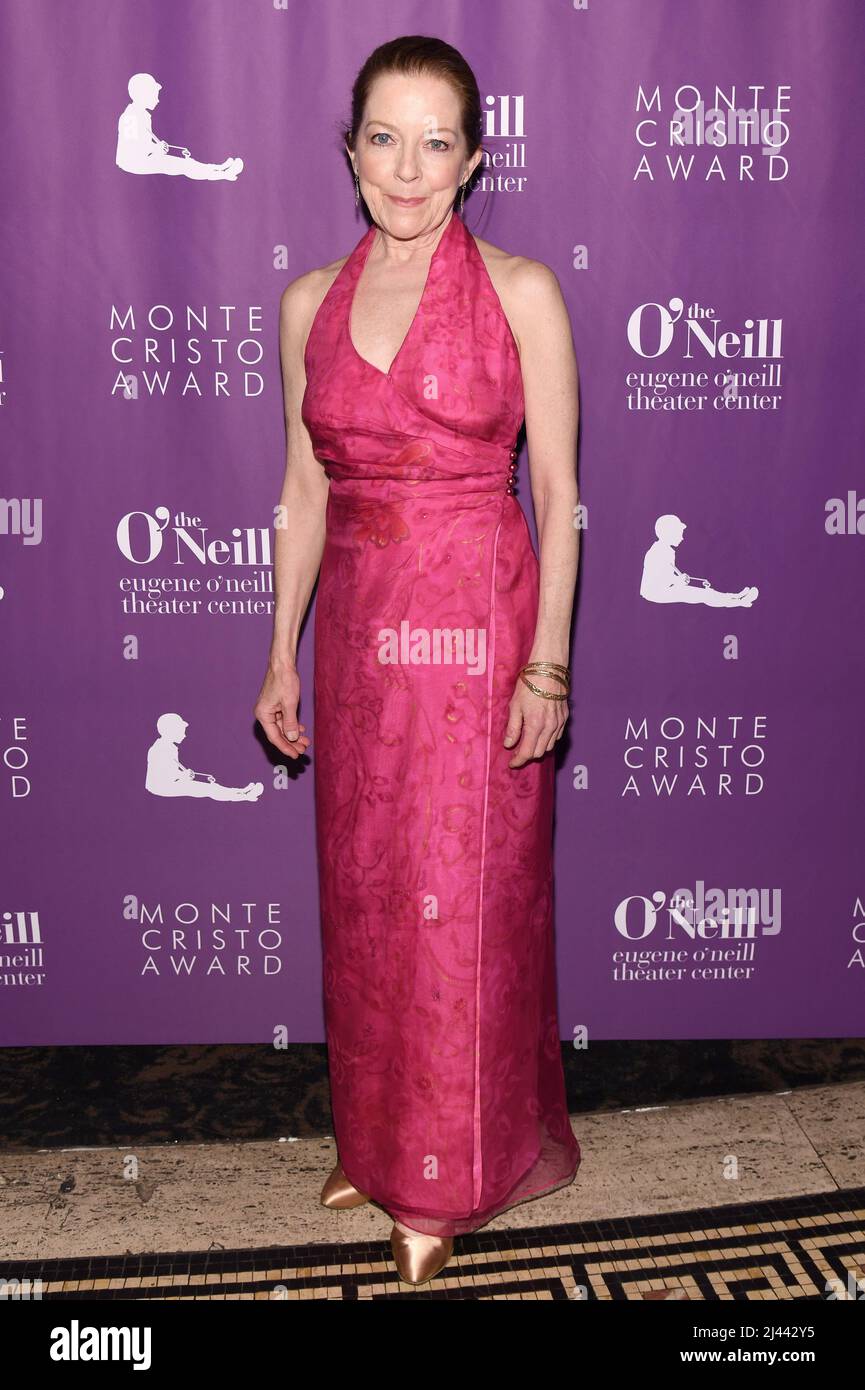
xmin=389 ymin=1223 xmax=454 ymax=1285
xmin=320 ymin=1162 xmax=371 ymax=1209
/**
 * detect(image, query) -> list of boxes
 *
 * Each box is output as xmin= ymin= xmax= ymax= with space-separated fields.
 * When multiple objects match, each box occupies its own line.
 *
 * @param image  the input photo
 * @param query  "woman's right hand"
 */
xmin=254 ymin=661 xmax=311 ymax=760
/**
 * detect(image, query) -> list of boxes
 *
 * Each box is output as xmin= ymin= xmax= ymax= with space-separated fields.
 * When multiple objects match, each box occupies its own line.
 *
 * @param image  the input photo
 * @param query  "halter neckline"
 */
xmin=345 ymin=211 xmax=460 ymax=381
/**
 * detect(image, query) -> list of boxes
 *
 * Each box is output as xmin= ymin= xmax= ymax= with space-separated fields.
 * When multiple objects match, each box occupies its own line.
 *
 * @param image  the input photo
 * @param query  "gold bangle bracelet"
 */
xmin=522 ymin=660 xmax=569 ymax=681
xmin=519 ymin=672 xmax=569 ymax=701
xmin=521 ymin=661 xmax=570 ymax=690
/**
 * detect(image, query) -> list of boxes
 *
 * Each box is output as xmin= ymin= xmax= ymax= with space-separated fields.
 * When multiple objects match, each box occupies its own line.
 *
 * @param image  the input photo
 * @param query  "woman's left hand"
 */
xmin=504 ymin=672 xmax=569 ymax=768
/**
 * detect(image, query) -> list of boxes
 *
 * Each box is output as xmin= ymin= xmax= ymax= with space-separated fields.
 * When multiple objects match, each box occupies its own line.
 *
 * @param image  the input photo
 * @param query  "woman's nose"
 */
xmin=394 ymin=160 xmax=421 ymax=182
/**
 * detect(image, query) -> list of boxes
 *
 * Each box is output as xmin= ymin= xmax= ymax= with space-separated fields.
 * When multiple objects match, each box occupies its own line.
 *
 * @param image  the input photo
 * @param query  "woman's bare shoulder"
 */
xmin=279 ymin=249 xmax=351 ymax=347
xmin=469 ymin=231 xmax=565 ymax=352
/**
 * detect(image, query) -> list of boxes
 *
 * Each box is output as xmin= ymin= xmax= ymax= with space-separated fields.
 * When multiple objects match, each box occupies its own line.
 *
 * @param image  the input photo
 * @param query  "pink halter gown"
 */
xmin=301 ymin=209 xmax=580 ymax=1237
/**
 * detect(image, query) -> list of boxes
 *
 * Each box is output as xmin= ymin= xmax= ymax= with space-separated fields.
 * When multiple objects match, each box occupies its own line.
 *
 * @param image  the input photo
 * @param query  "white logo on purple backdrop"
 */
xmin=641 ymin=515 xmax=758 ymax=607
xmin=116 ymin=73 xmax=243 ymax=181
xmin=145 ymin=713 xmax=263 ymax=801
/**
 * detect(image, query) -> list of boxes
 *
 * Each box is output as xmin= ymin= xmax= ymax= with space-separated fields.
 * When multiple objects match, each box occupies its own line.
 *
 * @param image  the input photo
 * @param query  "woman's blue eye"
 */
xmin=370 ymin=133 xmax=450 ymax=151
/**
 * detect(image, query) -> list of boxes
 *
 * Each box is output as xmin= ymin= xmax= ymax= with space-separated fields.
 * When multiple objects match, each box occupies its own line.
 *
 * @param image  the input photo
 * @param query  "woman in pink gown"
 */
xmin=256 ymin=36 xmax=581 ymax=1286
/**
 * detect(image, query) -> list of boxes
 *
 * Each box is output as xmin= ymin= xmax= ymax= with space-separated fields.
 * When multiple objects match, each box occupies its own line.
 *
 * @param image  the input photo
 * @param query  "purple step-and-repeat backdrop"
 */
xmin=2 ymin=0 xmax=863 ymax=1044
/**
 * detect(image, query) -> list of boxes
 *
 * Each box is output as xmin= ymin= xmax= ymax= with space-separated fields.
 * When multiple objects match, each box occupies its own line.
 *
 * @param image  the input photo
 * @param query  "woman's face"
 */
xmin=348 ymin=72 xmax=482 ymax=236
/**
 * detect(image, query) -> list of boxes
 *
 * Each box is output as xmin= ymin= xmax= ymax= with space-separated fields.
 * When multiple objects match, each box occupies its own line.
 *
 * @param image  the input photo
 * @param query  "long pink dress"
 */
xmin=300 ymin=209 xmax=580 ymax=1237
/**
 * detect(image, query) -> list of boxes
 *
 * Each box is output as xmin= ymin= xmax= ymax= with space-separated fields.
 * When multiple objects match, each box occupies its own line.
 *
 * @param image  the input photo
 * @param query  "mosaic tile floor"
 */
xmin=4 ymin=1185 xmax=863 ymax=1301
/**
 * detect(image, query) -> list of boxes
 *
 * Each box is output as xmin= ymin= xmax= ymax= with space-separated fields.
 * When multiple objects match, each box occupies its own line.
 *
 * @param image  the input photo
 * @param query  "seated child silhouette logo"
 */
xmin=116 ymin=73 xmax=243 ymax=180
xmin=146 ymin=713 xmax=262 ymax=801
xmin=640 ymin=515 xmax=759 ymax=607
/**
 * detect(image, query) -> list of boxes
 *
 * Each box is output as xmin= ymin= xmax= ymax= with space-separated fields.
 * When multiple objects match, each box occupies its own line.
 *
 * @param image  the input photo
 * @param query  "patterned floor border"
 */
xmin=3 ymin=1186 xmax=864 ymax=1300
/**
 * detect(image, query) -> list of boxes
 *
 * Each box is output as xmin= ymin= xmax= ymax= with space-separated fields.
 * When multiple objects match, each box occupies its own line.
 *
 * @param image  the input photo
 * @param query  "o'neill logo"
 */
xmin=478 ymin=94 xmax=526 ymax=196
xmin=627 ymin=300 xmax=782 ymax=361
xmin=610 ymin=884 xmax=780 ymax=986
xmin=117 ymin=509 xmax=271 ymax=566
xmin=625 ymin=299 xmax=783 ymax=410
xmin=615 ymin=885 xmax=781 ymax=938
xmin=115 ymin=508 xmax=274 ymax=618
xmin=2 ymin=910 xmax=41 ymax=944
xmin=1 ymin=911 xmax=45 ymax=988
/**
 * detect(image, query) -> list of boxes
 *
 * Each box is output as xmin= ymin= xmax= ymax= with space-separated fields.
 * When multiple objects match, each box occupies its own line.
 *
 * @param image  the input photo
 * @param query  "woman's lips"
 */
xmin=388 ymin=195 xmax=426 ymax=206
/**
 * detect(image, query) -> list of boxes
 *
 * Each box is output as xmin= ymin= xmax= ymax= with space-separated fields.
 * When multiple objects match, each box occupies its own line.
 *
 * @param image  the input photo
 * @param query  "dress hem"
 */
xmin=339 ymin=1134 xmax=581 ymax=1239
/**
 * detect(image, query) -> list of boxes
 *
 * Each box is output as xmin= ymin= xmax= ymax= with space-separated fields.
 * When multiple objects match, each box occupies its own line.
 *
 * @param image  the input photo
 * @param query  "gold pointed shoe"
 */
xmin=389 ymin=1223 xmax=454 ymax=1285
xmin=320 ymin=1162 xmax=371 ymax=1209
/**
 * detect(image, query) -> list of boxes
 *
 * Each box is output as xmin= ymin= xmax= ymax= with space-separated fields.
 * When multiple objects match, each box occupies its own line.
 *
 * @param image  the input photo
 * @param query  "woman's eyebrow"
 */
xmin=364 ymin=119 xmax=458 ymax=136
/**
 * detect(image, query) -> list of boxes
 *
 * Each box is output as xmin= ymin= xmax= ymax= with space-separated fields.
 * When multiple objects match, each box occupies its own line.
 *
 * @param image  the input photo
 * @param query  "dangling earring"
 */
xmin=354 ymin=167 xmax=360 ymax=208
xmin=458 ymin=181 xmax=467 ymax=214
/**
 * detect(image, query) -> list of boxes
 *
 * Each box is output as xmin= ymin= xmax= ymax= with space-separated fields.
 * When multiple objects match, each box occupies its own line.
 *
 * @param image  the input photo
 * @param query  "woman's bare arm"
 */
xmin=254 ymin=273 xmax=330 ymax=758
xmin=501 ymin=259 xmax=581 ymax=767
